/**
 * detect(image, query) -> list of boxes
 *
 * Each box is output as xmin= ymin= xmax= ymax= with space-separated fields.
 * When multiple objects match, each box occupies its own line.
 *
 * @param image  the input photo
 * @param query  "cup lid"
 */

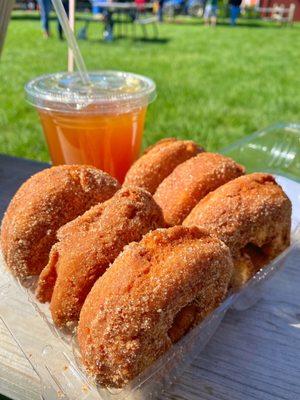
xmin=25 ymin=71 xmax=156 ymax=113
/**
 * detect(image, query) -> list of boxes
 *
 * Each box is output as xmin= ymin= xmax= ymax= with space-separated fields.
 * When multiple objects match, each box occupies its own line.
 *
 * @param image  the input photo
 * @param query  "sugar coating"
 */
xmin=1 ymin=145 xmax=292 ymax=391
xmin=78 ymin=226 xmax=233 ymax=388
xmin=0 ymin=165 xmax=120 ymax=278
xmin=153 ymin=152 xmax=245 ymax=226
xmin=183 ymin=173 xmax=292 ymax=289
xmin=36 ymin=186 xmax=165 ymax=328
xmin=123 ymin=138 xmax=204 ymax=194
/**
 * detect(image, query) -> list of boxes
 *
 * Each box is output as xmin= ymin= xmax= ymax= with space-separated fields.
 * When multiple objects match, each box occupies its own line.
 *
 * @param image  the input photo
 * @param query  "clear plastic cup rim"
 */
xmin=25 ymin=71 xmax=156 ymax=114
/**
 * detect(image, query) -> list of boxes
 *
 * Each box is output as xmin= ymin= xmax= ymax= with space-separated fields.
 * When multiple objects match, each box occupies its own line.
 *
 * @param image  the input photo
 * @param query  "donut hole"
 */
xmin=243 ymin=242 xmax=270 ymax=270
xmin=231 ymin=241 xmax=273 ymax=291
xmin=167 ymin=303 xmax=198 ymax=343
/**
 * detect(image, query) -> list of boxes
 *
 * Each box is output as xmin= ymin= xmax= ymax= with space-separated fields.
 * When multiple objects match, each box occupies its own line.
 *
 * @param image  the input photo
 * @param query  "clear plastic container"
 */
xmin=221 ymin=122 xmax=300 ymax=183
xmin=25 ymin=71 xmax=156 ymax=183
xmin=1 ymin=123 xmax=300 ymax=400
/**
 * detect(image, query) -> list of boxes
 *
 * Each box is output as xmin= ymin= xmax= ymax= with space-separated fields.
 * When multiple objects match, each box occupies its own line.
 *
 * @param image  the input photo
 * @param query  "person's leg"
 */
xmin=210 ymin=5 xmax=217 ymax=25
xmin=235 ymin=5 xmax=240 ymax=23
xmin=230 ymin=5 xmax=239 ymax=25
xmin=158 ymin=5 xmax=163 ymax=22
xmin=45 ymin=0 xmax=52 ymax=34
xmin=37 ymin=0 xmax=50 ymax=36
xmin=57 ymin=0 xmax=69 ymax=39
xmin=158 ymin=0 xmax=165 ymax=22
xmin=58 ymin=21 xmax=63 ymax=40
xmin=203 ymin=4 xmax=211 ymax=25
xmin=229 ymin=4 xmax=234 ymax=25
xmin=103 ymin=10 xmax=114 ymax=41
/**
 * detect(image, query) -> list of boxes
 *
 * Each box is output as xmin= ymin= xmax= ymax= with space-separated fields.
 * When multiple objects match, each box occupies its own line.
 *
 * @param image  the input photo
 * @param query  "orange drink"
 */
xmin=37 ymin=107 xmax=146 ymax=183
xmin=25 ymin=71 xmax=156 ymax=183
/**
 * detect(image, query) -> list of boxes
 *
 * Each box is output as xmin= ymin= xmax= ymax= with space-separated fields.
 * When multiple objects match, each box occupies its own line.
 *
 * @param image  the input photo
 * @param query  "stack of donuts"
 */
xmin=0 ymin=138 xmax=291 ymax=388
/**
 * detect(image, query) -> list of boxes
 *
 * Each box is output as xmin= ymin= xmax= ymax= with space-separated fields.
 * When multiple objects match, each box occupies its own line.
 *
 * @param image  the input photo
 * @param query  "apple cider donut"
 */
xmin=78 ymin=226 xmax=233 ymax=388
xmin=123 ymin=138 xmax=203 ymax=194
xmin=36 ymin=187 xmax=165 ymax=328
xmin=1 ymin=165 xmax=120 ymax=278
xmin=154 ymin=152 xmax=245 ymax=226
xmin=183 ymin=173 xmax=292 ymax=289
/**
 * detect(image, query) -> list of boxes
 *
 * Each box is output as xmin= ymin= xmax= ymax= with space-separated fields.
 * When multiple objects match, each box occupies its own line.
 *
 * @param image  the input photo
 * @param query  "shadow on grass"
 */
xmin=217 ymin=21 xmax=288 ymax=28
xmin=163 ymin=18 xmax=290 ymax=28
xmin=81 ymin=35 xmax=170 ymax=44
xmin=12 ymin=13 xmax=55 ymax=21
xmin=131 ymin=37 xmax=170 ymax=44
xmin=164 ymin=18 xmax=202 ymax=26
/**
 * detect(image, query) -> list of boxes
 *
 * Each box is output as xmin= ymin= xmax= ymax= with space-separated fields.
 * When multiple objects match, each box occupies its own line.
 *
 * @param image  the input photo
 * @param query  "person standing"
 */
xmin=37 ymin=0 xmax=52 ymax=38
xmin=57 ymin=0 xmax=69 ymax=40
xmin=229 ymin=0 xmax=242 ymax=25
xmin=203 ymin=0 xmax=218 ymax=26
xmin=158 ymin=0 xmax=165 ymax=22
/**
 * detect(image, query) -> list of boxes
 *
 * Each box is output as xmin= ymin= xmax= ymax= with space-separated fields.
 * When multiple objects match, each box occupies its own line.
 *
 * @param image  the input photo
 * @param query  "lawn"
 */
xmin=0 ymin=13 xmax=300 ymax=162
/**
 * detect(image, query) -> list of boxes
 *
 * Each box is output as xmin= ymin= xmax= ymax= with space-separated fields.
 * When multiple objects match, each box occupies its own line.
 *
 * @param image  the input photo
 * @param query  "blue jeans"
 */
xmin=230 ymin=5 xmax=240 ymax=25
xmin=158 ymin=0 xmax=165 ymax=22
xmin=92 ymin=5 xmax=102 ymax=14
xmin=38 ymin=0 xmax=52 ymax=33
xmin=57 ymin=0 xmax=69 ymax=39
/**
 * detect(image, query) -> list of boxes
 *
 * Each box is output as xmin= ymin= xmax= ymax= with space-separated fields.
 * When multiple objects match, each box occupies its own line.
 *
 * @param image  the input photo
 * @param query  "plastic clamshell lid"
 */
xmin=1 ymin=124 xmax=300 ymax=399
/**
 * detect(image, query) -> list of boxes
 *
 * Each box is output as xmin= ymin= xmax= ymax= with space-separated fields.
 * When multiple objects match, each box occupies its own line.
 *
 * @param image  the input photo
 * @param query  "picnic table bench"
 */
xmin=77 ymin=2 xmax=158 ymax=41
xmin=0 ymin=154 xmax=300 ymax=400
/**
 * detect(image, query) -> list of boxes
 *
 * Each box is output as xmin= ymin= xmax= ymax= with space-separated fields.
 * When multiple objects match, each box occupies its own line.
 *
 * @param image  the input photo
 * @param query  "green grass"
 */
xmin=1 ymin=14 xmax=300 ymax=162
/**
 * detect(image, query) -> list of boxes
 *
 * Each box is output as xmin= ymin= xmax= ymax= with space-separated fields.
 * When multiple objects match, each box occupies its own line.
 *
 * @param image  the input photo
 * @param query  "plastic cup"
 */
xmin=25 ymin=71 xmax=156 ymax=183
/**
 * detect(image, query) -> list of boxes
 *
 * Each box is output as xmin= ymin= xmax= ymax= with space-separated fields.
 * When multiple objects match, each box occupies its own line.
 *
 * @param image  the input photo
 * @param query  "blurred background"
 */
xmin=0 ymin=0 xmax=299 ymax=162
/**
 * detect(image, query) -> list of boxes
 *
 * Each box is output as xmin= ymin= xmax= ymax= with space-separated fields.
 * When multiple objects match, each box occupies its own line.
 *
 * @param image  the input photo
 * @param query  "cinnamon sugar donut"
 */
xmin=78 ymin=226 xmax=233 ymax=387
xmin=36 ymin=187 xmax=165 ymax=328
xmin=154 ymin=152 xmax=245 ymax=226
xmin=183 ymin=173 xmax=291 ymax=289
xmin=1 ymin=165 xmax=120 ymax=278
xmin=123 ymin=138 xmax=203 ymax=194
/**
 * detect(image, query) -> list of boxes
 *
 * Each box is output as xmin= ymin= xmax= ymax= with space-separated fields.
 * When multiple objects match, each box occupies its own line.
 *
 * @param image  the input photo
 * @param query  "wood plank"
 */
xmin=0 ymin=320 xmax=40 ymax=400
xmin=161 ymin=250 xmax=300 ymax=400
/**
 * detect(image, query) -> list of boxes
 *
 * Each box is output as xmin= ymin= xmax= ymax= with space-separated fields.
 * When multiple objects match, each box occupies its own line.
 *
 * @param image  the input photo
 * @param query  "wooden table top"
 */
xmin=0 ymin=154 xmax=300 ymax=400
